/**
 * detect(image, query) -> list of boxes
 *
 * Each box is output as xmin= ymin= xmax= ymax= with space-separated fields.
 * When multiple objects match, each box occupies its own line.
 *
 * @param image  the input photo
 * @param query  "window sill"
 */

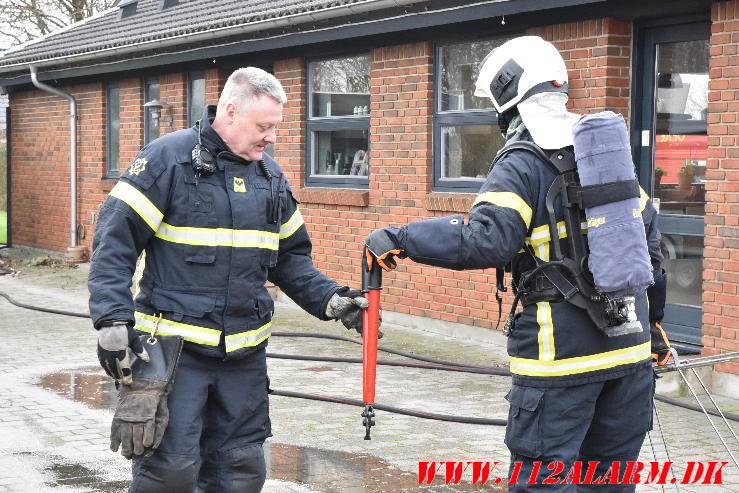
xmin=295 ymin=188 xmax=369 ymax=207
xmin=425 ymin=192 xmax=476 ymax=213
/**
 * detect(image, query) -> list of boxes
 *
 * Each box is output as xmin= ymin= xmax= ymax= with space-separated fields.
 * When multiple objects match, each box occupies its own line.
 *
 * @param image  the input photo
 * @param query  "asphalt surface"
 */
xmin=0 ymin=252 xmax=737 ymax=492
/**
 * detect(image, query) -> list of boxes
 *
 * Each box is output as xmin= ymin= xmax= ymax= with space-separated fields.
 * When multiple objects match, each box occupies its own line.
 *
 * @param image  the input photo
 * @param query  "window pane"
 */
xmin=145 ymin=80 xmax=160 ymax=144
xmin=189 ymin=75 xmax=206 ymax=127
xmin=313 ymin=129 xmax=369 ymax=176
xmin=311 ymin=55 xmax=370 ymax=117
xmin=661 ymin=234 xmax=703 ymax=307
xmin=653 ymin=40 xmax=709 ymax=217
xmin=652 ymin=39 xmax=709 ymax=311
xmin=441 ymin=125 xmax=505 ymax=179
xmin=107 ymin=86 xmax=120 ymax=176
xmin=439 ymin=39 xmax=508 ymax=112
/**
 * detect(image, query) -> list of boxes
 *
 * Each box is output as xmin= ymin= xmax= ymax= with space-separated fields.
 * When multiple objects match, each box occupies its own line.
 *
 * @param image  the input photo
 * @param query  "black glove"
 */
xmin=650 ymin=322 xmax=671 ymax=366
xmin=110 ymin=334 xmax=182 ymax=460
xmin=364 ymin=227 xmax=406 ymax=271
xmin=97 ymin=322 xmax=149 ymax=385
xmin=326 ymin=288 xmax=369 ymax=334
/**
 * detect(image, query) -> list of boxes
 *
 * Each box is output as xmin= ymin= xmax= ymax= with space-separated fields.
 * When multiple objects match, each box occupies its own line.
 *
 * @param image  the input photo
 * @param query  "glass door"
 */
xmin=633 ymin=21 xmax=710 ymax=350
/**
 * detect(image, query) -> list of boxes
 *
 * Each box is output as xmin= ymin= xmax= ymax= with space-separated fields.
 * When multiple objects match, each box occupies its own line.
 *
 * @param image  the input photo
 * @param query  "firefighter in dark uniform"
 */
xmin=365 ymin=37 xmax=671 ymax=491
xmin=89 ymin=67 xmax=367 ymax=493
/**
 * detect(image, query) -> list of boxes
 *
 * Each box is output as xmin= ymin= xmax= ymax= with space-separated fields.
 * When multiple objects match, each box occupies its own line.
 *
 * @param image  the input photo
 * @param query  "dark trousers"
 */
xmin=505 ymin=366 xmax=655 ymax=492
xmin=129 ymin=347 xmax=271 ymax=493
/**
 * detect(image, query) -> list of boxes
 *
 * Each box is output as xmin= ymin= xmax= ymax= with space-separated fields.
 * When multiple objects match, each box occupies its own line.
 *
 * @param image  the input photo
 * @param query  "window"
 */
xmin=106 ymin=83 xmax=120 ymax=178
xmin=144 ymin=77 xmax=160 ymax=144
xmin=306 ymin=54 xmax=370 ymax=187
xmin=188 ymin=72 xmax=206 ymax=127
xmin=433 ymin=38 xmax=510 ymax=192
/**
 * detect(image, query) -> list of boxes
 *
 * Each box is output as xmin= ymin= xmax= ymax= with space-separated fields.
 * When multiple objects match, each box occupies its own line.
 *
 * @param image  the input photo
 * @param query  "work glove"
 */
xmin=326 ymin=287 xmax=369 ymax=335
xmin=110 ymin=334 xmax=182 ymax=460
xmin=650 ymin=322 xmax=671 ymax=366
xmin=364 ymin=227 xmax=406 ymax=271
xmin=97 ymin=322 xmax=149 ymax=385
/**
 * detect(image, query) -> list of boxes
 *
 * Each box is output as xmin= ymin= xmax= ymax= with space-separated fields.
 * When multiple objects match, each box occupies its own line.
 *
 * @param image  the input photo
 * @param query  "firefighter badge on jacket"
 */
xmin=128 ymin=158 xmax=147 ymax=176
xmin=233 ymin=177 xmax=247 ymax=193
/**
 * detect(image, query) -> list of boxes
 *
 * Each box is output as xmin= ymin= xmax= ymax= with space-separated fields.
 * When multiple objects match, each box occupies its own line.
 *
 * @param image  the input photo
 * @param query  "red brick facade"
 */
xmin=703 ymin=0 xmax=739 ymax=374
xmin=8 ymin=13 xmax=736 ymax=376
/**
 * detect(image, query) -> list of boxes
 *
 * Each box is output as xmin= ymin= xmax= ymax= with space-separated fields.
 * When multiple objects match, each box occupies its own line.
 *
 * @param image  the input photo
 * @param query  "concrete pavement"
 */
xmin=0 ymin=254 xmax=737 ymax=492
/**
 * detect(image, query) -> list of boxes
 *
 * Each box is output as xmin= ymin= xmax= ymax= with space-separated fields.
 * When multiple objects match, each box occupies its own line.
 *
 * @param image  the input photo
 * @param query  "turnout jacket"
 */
xmin=402 ymin=145 xmax=663 ymax=387
xmin=89 ymin=108 xmax=341 ymax=359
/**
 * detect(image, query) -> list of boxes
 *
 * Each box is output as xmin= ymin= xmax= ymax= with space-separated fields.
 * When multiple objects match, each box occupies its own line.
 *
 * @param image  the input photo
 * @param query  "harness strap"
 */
xmin=494 ymin=267 xmax=508 ymax=331
xmin=580 ymin=179 xmax=640 ymax=208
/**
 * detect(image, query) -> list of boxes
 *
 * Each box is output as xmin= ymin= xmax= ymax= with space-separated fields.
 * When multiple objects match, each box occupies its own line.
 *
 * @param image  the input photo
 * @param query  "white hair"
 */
xmin=217 ymin=67 xmax=287 ymax=113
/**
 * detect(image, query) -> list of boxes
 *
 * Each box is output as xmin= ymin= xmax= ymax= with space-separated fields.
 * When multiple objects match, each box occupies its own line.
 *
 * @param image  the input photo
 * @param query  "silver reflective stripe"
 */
xmin=109 ymin=182 xmax=164 ymax=231
xmin=225 ymin=322 xmax=272 ymax=352
xmin=134 ymin=311 xmax=221 ymax=346
xmin=279 ymin=209 xmax=304 ymax=239
xmin=154 ymin=223 xmax=280 ymax=249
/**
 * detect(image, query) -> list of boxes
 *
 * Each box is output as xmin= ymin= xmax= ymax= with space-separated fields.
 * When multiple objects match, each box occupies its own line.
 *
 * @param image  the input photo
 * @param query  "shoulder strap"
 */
xmin=489 ymin=141 xmax=575 ymax=176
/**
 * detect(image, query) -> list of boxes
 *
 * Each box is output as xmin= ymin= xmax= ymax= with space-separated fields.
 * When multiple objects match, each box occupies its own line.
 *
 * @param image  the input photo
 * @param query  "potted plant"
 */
xmin=654 ymin=167 xmax=665 ymax=188
xmin=678 ymin=161 xmax=694 ymax=191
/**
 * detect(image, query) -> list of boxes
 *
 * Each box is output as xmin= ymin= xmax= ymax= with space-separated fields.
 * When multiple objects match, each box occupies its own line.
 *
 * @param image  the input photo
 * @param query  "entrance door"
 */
xmin=633 ymin=21 xmax=710 ymax=350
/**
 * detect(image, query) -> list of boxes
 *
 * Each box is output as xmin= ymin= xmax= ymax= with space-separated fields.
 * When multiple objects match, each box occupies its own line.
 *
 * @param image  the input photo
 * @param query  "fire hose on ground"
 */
xmin=1 ymin=289 xmax=738 ymax=435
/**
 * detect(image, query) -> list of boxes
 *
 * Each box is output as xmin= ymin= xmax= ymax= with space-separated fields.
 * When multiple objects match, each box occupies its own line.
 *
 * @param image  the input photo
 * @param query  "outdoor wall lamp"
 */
xmin=143 ymin=99 xmax=173 ymax=126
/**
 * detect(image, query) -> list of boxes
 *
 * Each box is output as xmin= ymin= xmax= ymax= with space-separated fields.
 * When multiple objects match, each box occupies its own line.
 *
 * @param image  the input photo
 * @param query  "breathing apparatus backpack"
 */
xmin=496 ymin=111 xmax=654 ymax=338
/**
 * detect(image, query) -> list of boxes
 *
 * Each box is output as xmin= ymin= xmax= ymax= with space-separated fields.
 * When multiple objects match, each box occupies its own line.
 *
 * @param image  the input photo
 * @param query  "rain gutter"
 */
xmin=29 ymin=65 xmax=78 ymax=248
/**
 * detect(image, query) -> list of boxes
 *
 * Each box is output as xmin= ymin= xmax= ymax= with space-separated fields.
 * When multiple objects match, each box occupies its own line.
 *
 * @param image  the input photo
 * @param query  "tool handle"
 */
xmin=361 ymin=247 xmax=382 ymax=406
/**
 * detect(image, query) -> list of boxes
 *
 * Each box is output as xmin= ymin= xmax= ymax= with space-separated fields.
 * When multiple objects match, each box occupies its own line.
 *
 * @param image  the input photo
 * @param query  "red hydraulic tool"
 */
xmin=361 ymin=247 xmax=382 ymax=440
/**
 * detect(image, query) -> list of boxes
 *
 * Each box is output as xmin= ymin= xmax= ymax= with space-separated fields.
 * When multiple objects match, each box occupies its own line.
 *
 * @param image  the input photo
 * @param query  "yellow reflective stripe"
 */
xmin=134 ymin=312 xmax=221 ymax=346
xmin=109 ymin=181 xmax=163 ymax=231
xmin=225 ymin=321 xmax=272 ymax=352
xmin=473 ymin=191 xmax=533 ymax=229
xmin=279 ymin=209 xmax=304 ymax=240
xmin=154 ymin=223 xmax=280 ymax=250
xmin=526 ymin=221 xmax=588 ymax=247
xmin=536 ymin=301 xmax=555 ymax=362
xmin=639 ymin=187 xmax=649 ymax=212
xmin=533 ymin=239 xmax=555 ymax=361
xmin=509 ymin=342 xmax=651 ymax=377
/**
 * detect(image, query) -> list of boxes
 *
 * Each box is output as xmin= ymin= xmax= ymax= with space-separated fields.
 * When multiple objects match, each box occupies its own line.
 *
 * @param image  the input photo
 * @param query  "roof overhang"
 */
xmin=0 ymin=0 xmax=712 ymax=89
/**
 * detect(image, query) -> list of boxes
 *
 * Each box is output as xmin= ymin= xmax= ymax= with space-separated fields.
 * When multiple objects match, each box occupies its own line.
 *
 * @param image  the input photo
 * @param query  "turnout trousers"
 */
xmin=505 ymin=365 xmax=655 ymax=492
xmin=129 ymin=347 xmax=271 ymax=493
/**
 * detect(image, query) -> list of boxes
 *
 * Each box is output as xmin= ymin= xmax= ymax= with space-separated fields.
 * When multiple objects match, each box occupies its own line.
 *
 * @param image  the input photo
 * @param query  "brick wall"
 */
xmin=11 ymin=70 xmax=198 ymax=253
xmin=531 ymin=18 xmax=632 ymax=119
xmin=205 ymin=68 xmax=231 ymax=106
xmin=160 ymin=73 xmax=187 ymax=135
xmin=702 ymin=0 xmax=739 ymax=374
xmin=11 ymin=84 xmax=104 ymax=251
xmin=274 ymin=59 xmax=306 ymax=186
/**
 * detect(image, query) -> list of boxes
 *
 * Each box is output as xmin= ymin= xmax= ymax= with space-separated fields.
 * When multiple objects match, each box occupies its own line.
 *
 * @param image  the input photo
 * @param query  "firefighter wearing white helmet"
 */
xmin=474 ymin=35 xmax=581 ymax=150
xmin=365 ymin=35 xmax=668 ymax=491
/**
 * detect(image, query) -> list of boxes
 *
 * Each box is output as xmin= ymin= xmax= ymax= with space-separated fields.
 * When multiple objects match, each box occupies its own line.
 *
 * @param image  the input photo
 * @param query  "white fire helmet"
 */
xmin=476 ymin=36 xmax=580 ymax=149
xmin=474 ymin=36 xmax=569 ymax=114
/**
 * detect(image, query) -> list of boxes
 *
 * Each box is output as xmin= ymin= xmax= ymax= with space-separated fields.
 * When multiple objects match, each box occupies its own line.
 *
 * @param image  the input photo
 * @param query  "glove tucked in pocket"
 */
xmin=110 ymin=334 xmax=183 ymax=460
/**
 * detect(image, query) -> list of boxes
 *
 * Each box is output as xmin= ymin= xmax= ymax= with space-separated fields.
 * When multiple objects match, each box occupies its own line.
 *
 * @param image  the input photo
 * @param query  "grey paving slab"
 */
xmin=0 ymin=263 xmax=737 ymax=492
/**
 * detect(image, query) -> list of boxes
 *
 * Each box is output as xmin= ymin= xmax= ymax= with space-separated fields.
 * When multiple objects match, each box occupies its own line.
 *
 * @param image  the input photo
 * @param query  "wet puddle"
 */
xmin=38 ymin=368 xmax=505 ymax=492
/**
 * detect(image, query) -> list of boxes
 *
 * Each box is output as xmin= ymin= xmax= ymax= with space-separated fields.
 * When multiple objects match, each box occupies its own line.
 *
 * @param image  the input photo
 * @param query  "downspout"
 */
xmin=29 ymin=65 xmax=78 ymax=248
